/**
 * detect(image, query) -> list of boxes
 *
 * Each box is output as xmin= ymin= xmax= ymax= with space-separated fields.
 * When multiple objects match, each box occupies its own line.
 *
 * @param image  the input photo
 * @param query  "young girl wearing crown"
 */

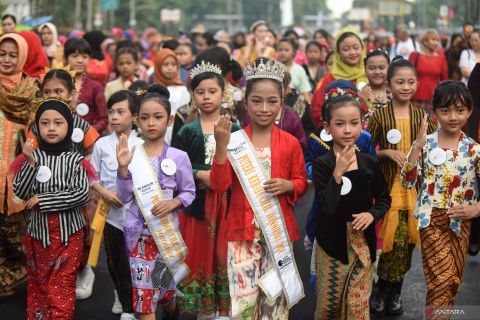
xmin=174 ymin=61 xmax=240 ymax=319
xmin=211 ymin=59 xmax=308 ymax=319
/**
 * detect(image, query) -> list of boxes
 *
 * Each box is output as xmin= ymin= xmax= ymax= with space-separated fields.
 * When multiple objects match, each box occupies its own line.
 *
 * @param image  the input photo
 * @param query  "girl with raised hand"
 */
xmin=313 ymin=95 xmax=391 ymax=319
xmin=211 ymin=59 xmax=308 ymax=319
xmin=401 ymin=81 xmax=480 ymax=312
xmin=116 ymin=84 xmax=195 ymax=320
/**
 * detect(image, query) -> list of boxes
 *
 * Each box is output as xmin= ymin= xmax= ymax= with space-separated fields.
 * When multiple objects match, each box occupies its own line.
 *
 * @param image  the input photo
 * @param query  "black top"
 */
xmin=313 ymin=151 xmax=391 ymax=264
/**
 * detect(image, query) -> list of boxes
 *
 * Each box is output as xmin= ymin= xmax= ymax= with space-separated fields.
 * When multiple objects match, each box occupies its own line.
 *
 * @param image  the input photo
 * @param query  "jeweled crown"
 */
xmin=190 ymin=61 xmax=222 ymax=80
xmin=244 ymin=59 xmax=285 ymax=82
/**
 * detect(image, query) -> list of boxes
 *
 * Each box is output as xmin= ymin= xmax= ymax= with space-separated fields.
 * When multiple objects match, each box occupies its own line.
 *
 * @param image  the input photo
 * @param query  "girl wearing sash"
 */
xmin=116 ymin=84 xmax=195 ymax=320
xmin=90 ymin=90 xmax=143 ymax=320
xmin=401 ymin=81 xmax=480 ymax=312
xmin=313 ymin=95 xmax=391 ymax=320
xmin=211 ymin=59 xmax=308 ymax=319
xmin=12 ymin=98 xmax=93 ymax=319
xmin=0 ymin=33 xmax=37 ymax=297
xmin=367 ymin=57 xmax=436 ymax=316
xmin=174 ymin=61 xmax=239 ymax=319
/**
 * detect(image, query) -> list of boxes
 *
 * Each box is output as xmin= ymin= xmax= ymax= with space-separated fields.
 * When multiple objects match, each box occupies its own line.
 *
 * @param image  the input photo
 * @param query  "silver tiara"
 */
xmin=190 ymin=61 xmax=222 ymax=80
xmin=244 ymin=59 xmax=285 ymax=82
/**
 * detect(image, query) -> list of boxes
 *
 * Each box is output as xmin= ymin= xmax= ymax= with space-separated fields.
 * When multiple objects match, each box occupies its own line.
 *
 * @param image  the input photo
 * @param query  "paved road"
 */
xmin=2 ymin=184 xmax=480 ymax=319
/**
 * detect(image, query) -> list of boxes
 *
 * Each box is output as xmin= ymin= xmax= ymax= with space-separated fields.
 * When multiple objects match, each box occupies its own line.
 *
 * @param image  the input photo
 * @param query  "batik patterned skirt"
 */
xmin=315 ymin=223 xmax=372 ymax=320
xmin=227 ymin=225 xmax=288 ymax=320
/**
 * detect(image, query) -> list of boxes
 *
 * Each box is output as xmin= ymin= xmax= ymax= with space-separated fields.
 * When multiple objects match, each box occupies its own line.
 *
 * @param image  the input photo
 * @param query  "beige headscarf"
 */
xmin=0 ymin=33 xmax=28 ymax=91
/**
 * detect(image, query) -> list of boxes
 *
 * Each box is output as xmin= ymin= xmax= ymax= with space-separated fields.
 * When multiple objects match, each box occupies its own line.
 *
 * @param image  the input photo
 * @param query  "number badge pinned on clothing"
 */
xmin=36 ymin=166 xmax=52 ymax=183
xmin=340 ymin=176 xmax=352 ymax=195
xmin=76 ymin=103 xmax=89 ymax=116
xmin=387 ymin=129 xmax=402 ymax=145
xmin=106 ymin=157 xmax=118 ymax=171
xmin=71 ymin=128 xmax=84 ymax=143
xmin=320 ymin=129 xmax=333 ymax=142
xmin=161 ymin=159 xmax=176 ymax=176
xmin=429 ymin=147 xmax=447 ymax=166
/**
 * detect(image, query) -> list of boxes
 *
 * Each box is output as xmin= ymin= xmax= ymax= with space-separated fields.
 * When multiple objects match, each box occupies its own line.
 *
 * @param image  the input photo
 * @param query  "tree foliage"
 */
xmin=28 ymin=0 xmax=329 ymax=32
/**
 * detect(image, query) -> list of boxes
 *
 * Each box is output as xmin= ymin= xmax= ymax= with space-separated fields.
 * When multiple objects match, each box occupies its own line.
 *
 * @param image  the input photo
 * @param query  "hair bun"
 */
xmin=147 ymin=84 xmax=170 ymax=100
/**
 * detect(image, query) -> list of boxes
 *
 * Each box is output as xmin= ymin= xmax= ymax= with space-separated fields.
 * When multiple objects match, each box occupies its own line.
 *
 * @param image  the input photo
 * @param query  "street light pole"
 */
xmin=75 ymin=0 xmax=82 ymax=28
xmin=129 ymin=0 xmax=137 ymax=28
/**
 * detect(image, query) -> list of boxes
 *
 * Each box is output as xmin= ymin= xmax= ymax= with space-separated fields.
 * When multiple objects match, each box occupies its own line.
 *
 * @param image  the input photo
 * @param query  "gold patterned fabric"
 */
xmin=0 ymin=77 xmax=37 ymax=125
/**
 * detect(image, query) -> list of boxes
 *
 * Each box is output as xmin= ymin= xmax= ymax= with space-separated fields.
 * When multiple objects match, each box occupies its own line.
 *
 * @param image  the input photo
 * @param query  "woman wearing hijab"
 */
xmin=152 ymin=48 xmax=191 ymax=144
xmin=311 ymin=28 xmax=368 ymax=128
xmin=39 ymin=22 xmax=64 ymax=65
xmin=18 ymin=31 xmax=50 ymax=80
xmin=0 ymin=33 xmax=38 ymax=296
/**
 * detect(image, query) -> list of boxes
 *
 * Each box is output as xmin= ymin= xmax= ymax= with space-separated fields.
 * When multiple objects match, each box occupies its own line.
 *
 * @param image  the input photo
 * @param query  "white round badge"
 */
xmin=357 ymin=81 xmax=367 ymax=91
xmin=161 ymin=159 xmax=177 ymax=176
xmin=340 ymin=176 xmax=352 ymax=195
xmin=71 ymin=128 xmax=85 ymax=143
xmin=36 ymin=166 xmax=52 ymax=183
xmin=106 ymin=157 xmax=118 ymax=171
xmin=429 ymin=147 xmax=447 ymax=166
xmin=320 ymin=129 xmax=333 ymax=142
xmin=76 ymin=103 xmax=89 ymax=116
xmin=387 ymin=129 xmax=402 ymax=145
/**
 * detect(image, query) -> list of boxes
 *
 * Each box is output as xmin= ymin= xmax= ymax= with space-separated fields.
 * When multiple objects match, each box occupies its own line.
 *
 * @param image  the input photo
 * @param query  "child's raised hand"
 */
xmin=333 ymin=145 xmax=356 ymax=182
xmin=352 ymin=212 xmax=374 ymax=230
xmin=263 ymin=178 xmax=294 ymax=196
xmin=214 ymin=115 xmax=232 ymax=150
xmin=116 ymin=134 xmax=136 ymax=168
xmin=414 ymin=114 xmax=429 ymax=149
xmin=23 ymin=139 xmax=36 ymax=166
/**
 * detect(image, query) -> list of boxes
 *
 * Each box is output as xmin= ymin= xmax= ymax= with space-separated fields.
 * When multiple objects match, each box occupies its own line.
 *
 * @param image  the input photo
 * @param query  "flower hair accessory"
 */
xmin=244 ymin=59 xmax=285 ymax=82
xmin=324 ymin=87 xmax=359 ymax=102
xmin=135 ymin=89 xmax=147 ymax=97
xmin=190 ymin=60 xmax=222 ymax=80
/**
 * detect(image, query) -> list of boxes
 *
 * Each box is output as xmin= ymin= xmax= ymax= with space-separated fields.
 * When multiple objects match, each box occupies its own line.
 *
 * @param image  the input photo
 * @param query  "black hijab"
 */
xmin=35 ymin=100 xmax=73 ymax=155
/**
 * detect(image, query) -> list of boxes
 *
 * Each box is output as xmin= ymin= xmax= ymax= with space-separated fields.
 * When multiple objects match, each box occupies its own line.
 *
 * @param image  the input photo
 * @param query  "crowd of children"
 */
xmin=1 ymin=20 xmax=480 ymax=320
